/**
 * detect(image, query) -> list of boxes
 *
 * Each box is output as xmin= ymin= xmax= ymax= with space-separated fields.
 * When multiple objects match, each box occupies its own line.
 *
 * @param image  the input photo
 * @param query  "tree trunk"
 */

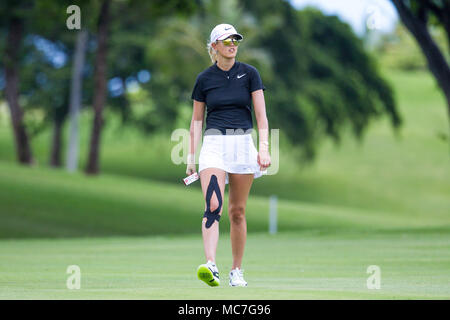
xmin=392 ymin=0 xmax=450 ymax=129
xmin=49 ymin=116 xmax=64 ymax=167
xmin=85 ymin=0 xmax=111 ymax=175
xmin=66 ymin=29 xmax=89 ymax=172
xmin=3 ymin=16 xmax=33 ymax=165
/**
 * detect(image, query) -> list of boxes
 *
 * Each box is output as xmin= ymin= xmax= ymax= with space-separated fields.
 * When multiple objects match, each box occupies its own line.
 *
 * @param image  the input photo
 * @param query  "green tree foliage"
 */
xmin=96 ymin=0 xmax=197 ymax=133
xmin=242 ymin=1 xmax=401 ymax=159
xmin=0 ymin=0 xmax=96 ymax=166
xmin=375 ymin=24 xmax=449 ymax=71
xmin=391 ymin=0 xmax=450 ymax=129
xmin=0 ymin=0 xmax=402 ymax=168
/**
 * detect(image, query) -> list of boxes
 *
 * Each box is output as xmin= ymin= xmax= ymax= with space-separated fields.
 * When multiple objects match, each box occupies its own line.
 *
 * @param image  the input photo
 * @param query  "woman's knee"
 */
xmin=229 ymin=205 xmax=246 ymax=224
xmin=202 ymin=172 xmax=224 ymax=215
xmin=206 ymin=198 xmax=223 ymax=214
xmin=203 ymin=197 xmax=223 ymax=229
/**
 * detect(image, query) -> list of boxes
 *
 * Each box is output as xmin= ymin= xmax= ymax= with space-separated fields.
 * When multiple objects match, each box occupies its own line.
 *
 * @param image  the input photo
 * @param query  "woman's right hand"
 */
xmin=186 ymin=154 xmax=197 ymax=175
xmin=186 ymin=163 xmax=196 ymax=176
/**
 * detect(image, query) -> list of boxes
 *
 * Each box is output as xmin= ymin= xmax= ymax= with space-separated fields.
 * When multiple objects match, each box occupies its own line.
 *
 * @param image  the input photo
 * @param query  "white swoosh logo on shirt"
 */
xmin=237 ymin=73 xmax=246 ymax=79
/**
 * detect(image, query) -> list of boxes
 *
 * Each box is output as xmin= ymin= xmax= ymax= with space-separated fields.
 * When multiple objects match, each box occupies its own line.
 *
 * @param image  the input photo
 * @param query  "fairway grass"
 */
xmin=0 ymin=232 xmax=449 ymax=299
xmin=1 ymin=160 xmax=448 ymax=239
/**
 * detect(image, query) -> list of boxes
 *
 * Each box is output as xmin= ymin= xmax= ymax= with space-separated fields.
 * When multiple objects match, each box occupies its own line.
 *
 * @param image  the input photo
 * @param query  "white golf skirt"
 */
xmin=199 ymin=133 xmax=264 ymax=185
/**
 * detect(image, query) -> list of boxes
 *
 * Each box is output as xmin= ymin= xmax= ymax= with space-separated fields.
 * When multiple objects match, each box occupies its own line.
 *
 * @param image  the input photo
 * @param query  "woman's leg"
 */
xmin=228 ymin=173 xmax=254 ymax=270
xmin=199 ymin=168 xmax=227 ymax=263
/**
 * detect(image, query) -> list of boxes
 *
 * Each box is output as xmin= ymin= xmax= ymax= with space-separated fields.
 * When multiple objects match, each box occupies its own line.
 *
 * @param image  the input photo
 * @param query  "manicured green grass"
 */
xmin=0 ymin=232 xmax=449 ymax=299
xmin=1 ymin=160 xmax=447 ymax=239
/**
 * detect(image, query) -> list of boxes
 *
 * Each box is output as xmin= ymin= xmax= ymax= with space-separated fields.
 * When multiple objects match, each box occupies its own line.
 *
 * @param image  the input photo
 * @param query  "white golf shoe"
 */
xmin=229 ymin=268 xmax=248 ymax=287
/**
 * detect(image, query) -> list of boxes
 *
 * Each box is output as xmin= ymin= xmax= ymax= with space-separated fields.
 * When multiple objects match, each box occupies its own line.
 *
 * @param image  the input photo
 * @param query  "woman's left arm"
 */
xmin=252 ymin=89 xmax=271 ymax=171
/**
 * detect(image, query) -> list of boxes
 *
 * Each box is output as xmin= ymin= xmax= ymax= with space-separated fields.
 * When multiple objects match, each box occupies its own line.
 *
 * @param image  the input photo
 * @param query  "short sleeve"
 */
xmin=191 ymin=75 xmax=205 ymax=102
xmin=249 ymin=66 xmax=265 ymax=92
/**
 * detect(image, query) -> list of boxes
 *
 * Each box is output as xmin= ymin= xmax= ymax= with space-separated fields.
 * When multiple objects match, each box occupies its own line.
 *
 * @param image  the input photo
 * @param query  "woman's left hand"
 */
xmin=257 ymin=150 xmax=271 ymax=172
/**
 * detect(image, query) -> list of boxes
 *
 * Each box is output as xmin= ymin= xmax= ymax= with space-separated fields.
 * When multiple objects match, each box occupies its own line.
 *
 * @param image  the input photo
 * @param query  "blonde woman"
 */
xmin=187 ymin=23 xmax=271 ymax=287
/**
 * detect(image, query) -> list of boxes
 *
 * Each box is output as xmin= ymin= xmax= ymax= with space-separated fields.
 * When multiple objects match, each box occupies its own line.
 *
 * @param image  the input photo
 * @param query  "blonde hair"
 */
xmin=207 ymin=40 xmax=217 ymax=64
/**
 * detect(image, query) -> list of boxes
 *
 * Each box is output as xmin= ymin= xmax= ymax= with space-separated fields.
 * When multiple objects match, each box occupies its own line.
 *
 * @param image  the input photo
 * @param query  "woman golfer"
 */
xmin=186 ymin=23 xmax=271 ymax=287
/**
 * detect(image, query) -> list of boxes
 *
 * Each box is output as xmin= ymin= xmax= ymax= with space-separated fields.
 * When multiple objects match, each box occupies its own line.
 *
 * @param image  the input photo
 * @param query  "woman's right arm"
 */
xmin=186 ymin=99 xmax=205 ymax=175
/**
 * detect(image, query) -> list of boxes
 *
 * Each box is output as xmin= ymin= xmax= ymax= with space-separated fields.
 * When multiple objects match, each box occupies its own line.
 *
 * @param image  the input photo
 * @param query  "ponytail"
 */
xmin=206 ymin=41 xmax=217 ymax=64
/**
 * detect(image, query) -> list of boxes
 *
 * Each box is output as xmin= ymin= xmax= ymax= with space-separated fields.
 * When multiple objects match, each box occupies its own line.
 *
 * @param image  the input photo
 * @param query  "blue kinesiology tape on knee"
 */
xmin=203 ymin=174 xmax=222 ymax=229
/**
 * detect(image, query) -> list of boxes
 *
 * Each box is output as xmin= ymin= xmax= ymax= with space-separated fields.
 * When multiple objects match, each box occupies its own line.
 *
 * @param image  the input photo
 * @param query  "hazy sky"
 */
xmin=290 ymin=0 xmax=398 ymax=35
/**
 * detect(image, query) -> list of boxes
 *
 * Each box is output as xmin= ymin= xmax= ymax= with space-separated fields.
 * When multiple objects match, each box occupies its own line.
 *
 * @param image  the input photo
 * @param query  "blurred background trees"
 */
xmin=390 ymin=0 xmax=450 ymax=128
xmin=2 ymin=0 xmax=447 ymax=174
xmin=1 ymin=0 xmax=35 ymax=165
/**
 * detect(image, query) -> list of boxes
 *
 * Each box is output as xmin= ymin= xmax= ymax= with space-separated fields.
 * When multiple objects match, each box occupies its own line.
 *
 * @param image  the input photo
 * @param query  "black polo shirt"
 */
xmin=191 ymin=61 xmax=265 ymax=135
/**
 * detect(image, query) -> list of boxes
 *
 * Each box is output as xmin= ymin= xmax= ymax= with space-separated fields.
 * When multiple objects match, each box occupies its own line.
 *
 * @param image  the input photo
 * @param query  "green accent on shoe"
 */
xmin=197 ymin=265 xmax=220 ymax=287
